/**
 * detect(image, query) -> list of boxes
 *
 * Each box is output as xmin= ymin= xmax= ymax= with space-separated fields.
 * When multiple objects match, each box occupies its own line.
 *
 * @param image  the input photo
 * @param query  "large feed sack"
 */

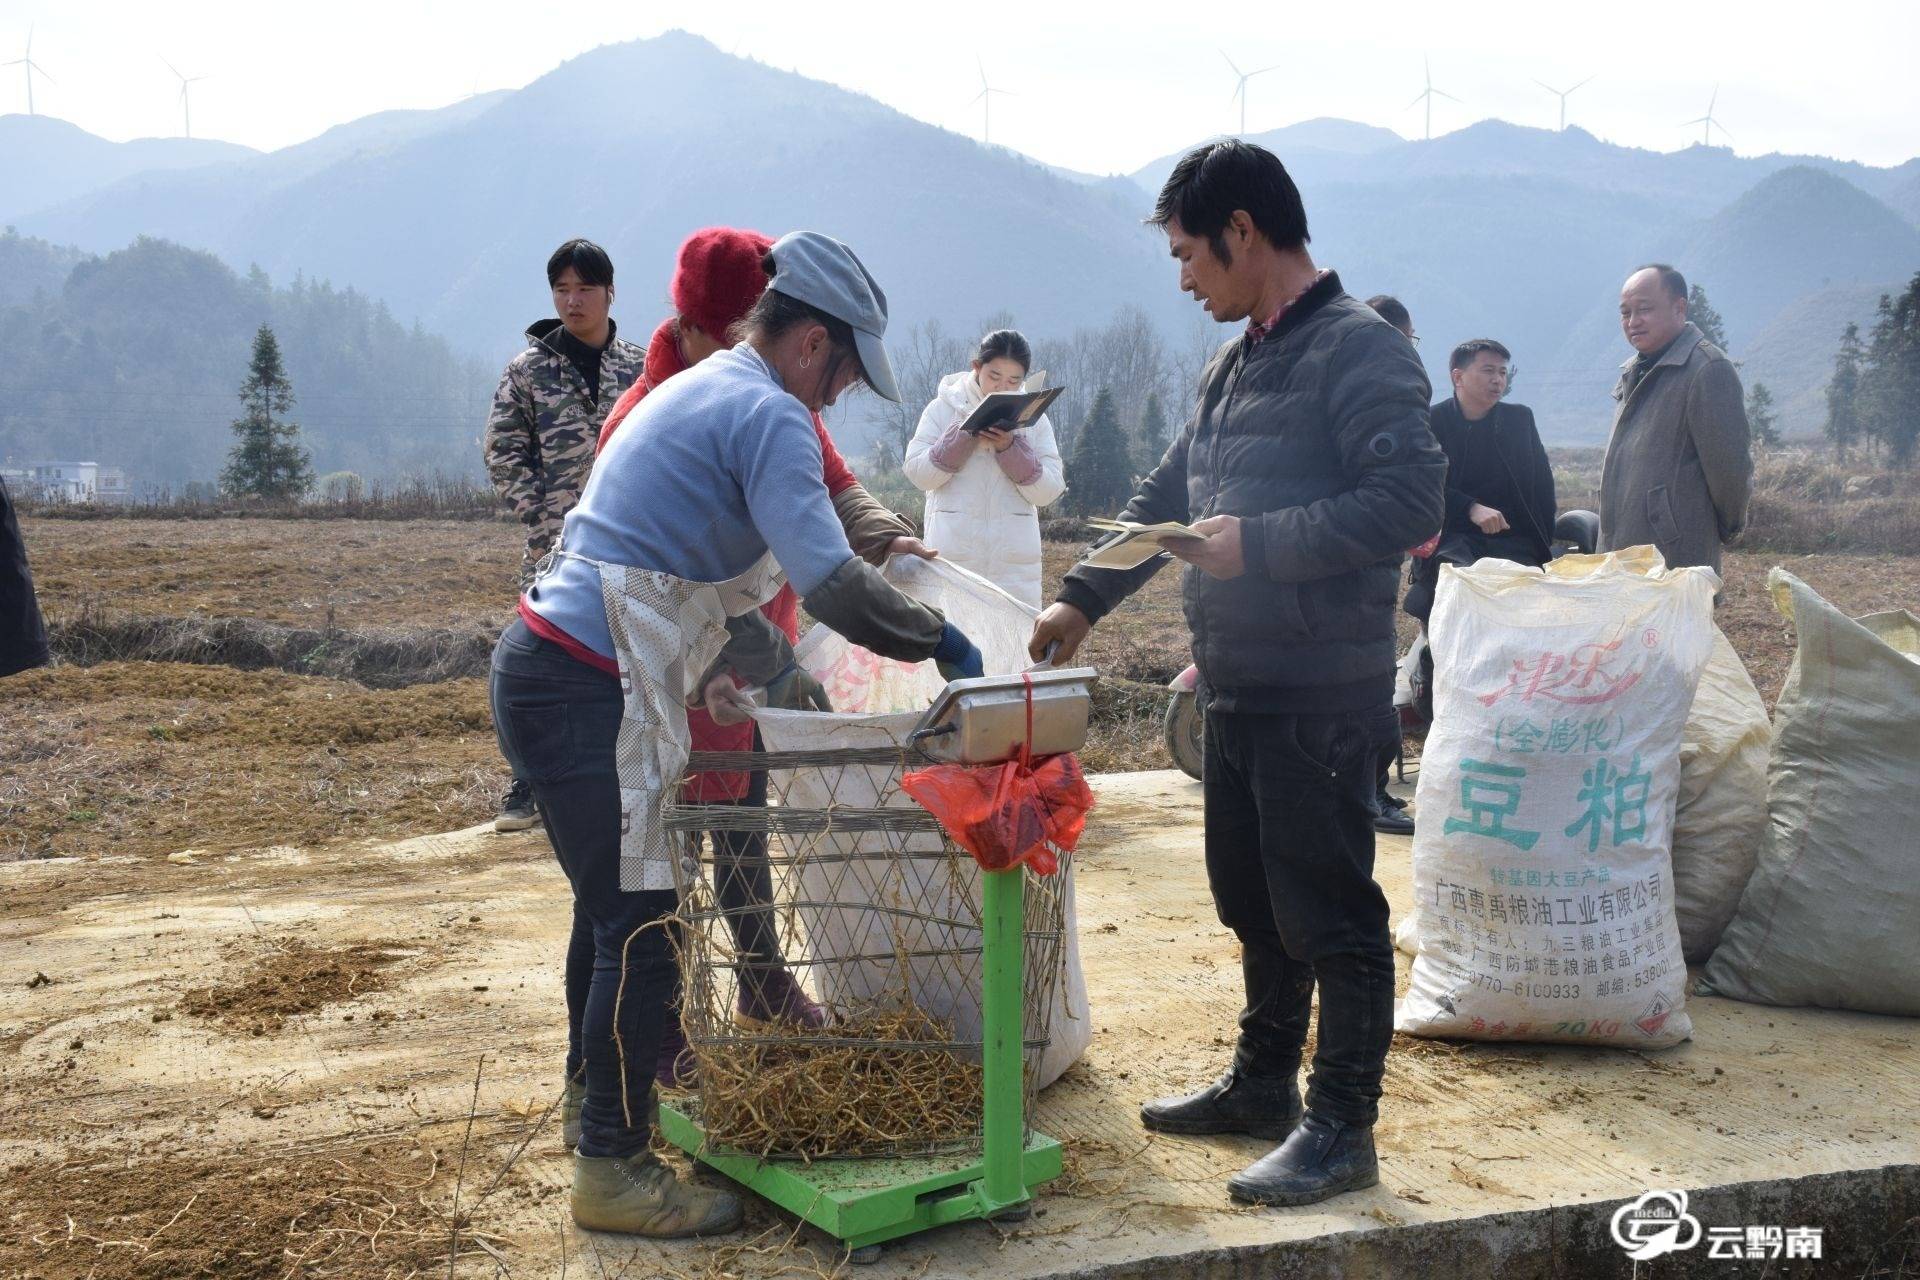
xmin=1671 ymin=628 xmax=1770 ymax=961
xmin=1397 ymin=548 xmax=1718 ymax=1049
xmin=1700 ymin=571 xmax=1920 ymax=1015
xmin=798 ymin=554 xmax=1039 ymax=714
xmin=755 ymin=556 xmax=1092 ymax=1088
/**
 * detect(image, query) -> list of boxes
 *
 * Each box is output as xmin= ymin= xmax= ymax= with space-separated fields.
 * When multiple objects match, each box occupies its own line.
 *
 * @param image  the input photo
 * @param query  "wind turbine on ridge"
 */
xmin=1534 ymin=75 xmax=1592 ymax=132
xmin=967 ymin=57 xmax=1013 ymax=147
xmin=161 ymin=56 xmax=207 ymax=139
xmin=4 ymin=26 xmax=53 ymax=116
xmin=1682 ymin=85 xmax=1732 ymax=147
xmin=1220 ymin=50 xmax=1278 ymax=137
xmin=1406 ymin=56 xmax=1461 ymax=142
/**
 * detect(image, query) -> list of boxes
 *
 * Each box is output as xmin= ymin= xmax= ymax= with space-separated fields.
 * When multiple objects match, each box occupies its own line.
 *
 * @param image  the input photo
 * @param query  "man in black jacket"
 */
xmin=1029 ymin=140 xmax=1445 ymax=1207
xmin=1402 ymin=339 xmax=1556 ymax=624
xmin=1 ymin=474 xmax=50 ymax=679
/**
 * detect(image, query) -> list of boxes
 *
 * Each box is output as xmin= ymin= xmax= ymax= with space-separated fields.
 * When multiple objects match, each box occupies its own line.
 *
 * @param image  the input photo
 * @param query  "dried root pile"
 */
xmin=691 ymin=1006 xmax=983 ymax=1161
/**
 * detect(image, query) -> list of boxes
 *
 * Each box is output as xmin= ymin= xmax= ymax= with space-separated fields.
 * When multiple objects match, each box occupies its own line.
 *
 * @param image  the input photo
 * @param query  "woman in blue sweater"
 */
xmin=492 ymin=232 xmax=982 ymax=1239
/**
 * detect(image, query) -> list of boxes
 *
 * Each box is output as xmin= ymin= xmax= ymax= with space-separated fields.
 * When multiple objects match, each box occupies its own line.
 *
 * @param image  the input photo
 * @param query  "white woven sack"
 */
xmin=755 ymin=555 xmax=1091 ymax=1087
xmin=1396 ymin=548 xmax=1717 ymax=1049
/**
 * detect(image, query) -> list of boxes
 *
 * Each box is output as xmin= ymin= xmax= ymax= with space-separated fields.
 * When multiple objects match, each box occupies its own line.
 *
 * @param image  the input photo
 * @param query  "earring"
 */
xmin=800 ymin=354 xmax=812 ymax=370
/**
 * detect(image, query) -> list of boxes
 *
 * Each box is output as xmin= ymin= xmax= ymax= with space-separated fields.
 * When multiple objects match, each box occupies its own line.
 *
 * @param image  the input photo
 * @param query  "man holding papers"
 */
xmin=1029 ymin=140 xmax=1444 ymax=1209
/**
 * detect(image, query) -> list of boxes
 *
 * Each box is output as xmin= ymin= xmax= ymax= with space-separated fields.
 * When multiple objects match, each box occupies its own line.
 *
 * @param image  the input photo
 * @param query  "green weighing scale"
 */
xmin=660 ymin=661 xmax=1096 ymax=1262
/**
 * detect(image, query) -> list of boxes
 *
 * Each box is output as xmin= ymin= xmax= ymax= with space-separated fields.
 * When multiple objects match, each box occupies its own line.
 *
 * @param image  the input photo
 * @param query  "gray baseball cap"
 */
xmin=765 ymin=231 xmax=901 ymax=403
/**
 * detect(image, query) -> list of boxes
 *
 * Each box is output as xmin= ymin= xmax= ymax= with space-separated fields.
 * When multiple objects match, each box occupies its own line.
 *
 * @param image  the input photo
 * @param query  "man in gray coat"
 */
xmin=1599 ymin=264 xmax=1752 ymax=574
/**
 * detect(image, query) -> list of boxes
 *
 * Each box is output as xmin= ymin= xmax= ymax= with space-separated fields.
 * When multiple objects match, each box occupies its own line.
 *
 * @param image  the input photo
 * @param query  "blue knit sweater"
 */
xmin=524 ymin=344 xmax=856 ymax=661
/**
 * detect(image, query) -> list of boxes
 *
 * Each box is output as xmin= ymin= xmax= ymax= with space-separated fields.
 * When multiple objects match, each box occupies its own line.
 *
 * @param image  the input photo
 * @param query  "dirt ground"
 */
xmin=11 ymin=516 xmax=1920 ymax=862
xmin=0 ymin=661 xmax=499 ymax=861
xmin=5 ymin=778 xmax=1916 ymax=1280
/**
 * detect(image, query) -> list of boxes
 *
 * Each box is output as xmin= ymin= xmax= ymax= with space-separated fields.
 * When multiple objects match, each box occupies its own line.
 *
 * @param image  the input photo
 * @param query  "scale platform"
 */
xmin=659 ymin=1103 xmax=1061 ymax=1251
xmin=658 ymin=864 xmax=1060 ymax=1257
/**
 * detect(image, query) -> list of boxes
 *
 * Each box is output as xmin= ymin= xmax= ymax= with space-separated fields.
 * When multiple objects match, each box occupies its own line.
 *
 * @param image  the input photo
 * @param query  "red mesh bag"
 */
xmin=900 ymin=675 xmax=1094 ymax=876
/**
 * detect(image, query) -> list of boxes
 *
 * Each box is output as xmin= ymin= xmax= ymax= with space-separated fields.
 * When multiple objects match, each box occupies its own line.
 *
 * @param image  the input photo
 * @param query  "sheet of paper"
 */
xmin=1077 ymin=523 xmax=1204 ymax=571
xmin=1086 ymin=517 xmax=1204 ymax=538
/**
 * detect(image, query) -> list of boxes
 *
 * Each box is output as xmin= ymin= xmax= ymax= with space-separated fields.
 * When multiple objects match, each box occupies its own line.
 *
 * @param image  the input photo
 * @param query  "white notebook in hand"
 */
xmin=1078 ymin=518 xmax=1205 ymax=571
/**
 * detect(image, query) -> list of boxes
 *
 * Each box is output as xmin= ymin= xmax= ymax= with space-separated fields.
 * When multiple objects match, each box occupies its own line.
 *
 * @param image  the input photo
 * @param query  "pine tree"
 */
xmin=221 ymin=324 xmax=313 ymax=499
xmin=1688 ymin=284 xmax=1730 ymax=351
xmin=1746 ymin=382 xmax=1781 ymax=451
xmin=1826 ymin=322 xmax=1864 ymax=462
xmin=1860 ymin=273 xmax=1920 ymax=468
xmin=1066 ymin=387 xmax=1134 ymax=517
xmin=1132 ymin=391 xmax=1172 ymax=479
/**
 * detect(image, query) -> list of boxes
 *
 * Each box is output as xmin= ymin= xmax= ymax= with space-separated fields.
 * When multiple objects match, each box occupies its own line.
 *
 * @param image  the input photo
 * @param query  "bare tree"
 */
xmin=1040 ymin=307 xmax=1180 ymax=456
xmin=1168 ymin=313 xmax=1230 ymax=409
xmin=880 ymin=319 xmax=971 ymax=461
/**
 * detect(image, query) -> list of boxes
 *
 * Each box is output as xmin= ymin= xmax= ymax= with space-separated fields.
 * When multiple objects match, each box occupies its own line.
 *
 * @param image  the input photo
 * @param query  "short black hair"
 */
xmin=1366 ymin=294 xmax=1411 ymax=334
xmin=975 ymin=329 xmax=1032 ymax=372
xmin=547 ymin=239 xmax=614 ymax=289
xmin=1634 ymin=262 xmax=1687 ymax=302
xmin=1148 ymin=139 xmax=1310 ymax=264
xmin=1450 ymin=338 xmax=1512 ymax=372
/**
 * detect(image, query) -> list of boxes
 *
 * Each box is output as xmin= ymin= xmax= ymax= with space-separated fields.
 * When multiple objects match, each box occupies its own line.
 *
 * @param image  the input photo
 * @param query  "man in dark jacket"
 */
xmin=1029 ymin=140 xmax=1446 ymax=1208
xmin=1403 ymin=338 xmax=1557 ymax=623
xmin=1 ymin=474 xmax=50 ymax=678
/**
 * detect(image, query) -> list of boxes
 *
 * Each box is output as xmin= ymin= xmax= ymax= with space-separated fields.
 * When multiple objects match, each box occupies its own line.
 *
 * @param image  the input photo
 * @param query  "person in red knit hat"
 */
xmin=591 ymin=226 xmax=934 ymax=1093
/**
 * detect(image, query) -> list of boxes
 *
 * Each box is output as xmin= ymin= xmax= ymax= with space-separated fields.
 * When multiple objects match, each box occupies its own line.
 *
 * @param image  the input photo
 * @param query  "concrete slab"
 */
xmin=3 ymin=771 xmax=1915 ymax=1278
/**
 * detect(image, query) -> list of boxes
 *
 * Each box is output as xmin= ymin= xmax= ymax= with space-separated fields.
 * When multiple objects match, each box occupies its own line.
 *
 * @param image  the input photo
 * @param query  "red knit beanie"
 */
xmin=671 ymin=227 xmax=776 ymax=340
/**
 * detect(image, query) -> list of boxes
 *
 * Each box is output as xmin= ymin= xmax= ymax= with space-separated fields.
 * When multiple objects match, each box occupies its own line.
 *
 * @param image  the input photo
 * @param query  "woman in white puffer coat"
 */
xmin=902 ymin=330 xmax=1066 ymax=608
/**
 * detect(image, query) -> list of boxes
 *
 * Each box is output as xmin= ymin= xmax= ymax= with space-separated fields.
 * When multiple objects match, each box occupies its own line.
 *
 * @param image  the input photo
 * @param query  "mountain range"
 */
xmin=0 ymin=232 xmax=488 ymax=486
xmin=4 ymin=30 xmax=1918 ymax=477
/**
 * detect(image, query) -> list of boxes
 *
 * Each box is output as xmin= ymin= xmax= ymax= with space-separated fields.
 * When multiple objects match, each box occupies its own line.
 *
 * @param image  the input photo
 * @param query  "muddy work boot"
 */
xmin=560 ymin=1076 xmax=585 ymax=1152
xmin=1227 ymin=1112 xmax=1379 ymax=1207
xmin=494 ymin=777 xmax=540 ymax=833
xmin=736 ymin=968 xmax=829 ymax=1030
xmin=571 ymin=1150 xmax=743 ymax=1237
xmin=1140 ymin=1066 xmax=1302 ymax=1141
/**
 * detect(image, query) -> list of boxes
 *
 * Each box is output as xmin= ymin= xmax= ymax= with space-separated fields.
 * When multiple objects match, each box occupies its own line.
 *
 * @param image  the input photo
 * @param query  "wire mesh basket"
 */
xmin=665 ymin=744 xmax=1071 ymax=1162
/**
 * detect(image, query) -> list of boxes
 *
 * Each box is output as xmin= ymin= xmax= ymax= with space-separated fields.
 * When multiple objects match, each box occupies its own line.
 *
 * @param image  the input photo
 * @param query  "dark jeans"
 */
xmin=1373 ymin=731 xmax=1402 ymax=803
xmin=1202 ymin=704 xmax=1400 ymax=1128
xmin=490 ymin=618 xmax=674 ymax=1158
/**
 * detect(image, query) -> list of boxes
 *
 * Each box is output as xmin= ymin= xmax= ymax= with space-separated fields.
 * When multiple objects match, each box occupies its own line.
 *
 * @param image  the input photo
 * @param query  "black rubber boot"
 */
xmin=1140 ymin=1067 xmax=1303 ymax=1140
xmin=1227 ymin=1112 xmax=1379 ymax=1207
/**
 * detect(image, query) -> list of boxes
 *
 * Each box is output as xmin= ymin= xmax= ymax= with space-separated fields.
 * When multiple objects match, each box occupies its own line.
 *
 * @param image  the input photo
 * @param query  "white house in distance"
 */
xmin=27 ymin=461 xmax=98 ymax=503
xmin=13 ymin=461 xmax=130 ymax=504
xmin=0 ymin=462 xmax=134 ymax=503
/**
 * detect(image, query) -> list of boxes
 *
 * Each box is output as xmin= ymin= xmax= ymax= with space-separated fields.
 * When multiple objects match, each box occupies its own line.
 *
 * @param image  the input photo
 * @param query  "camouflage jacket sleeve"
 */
xmin=483 ymin=358 xmax=543 ymax=527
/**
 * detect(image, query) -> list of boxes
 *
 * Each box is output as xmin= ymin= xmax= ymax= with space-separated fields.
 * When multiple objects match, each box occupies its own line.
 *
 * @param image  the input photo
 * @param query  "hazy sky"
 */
xmin=5 ymin=0 xmax=1918 ymax=172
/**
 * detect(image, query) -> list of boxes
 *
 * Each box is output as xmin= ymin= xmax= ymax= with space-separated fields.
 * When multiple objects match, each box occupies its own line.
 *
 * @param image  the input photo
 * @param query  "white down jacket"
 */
xmin=903 ymin=370 xmax=1067 ymax=607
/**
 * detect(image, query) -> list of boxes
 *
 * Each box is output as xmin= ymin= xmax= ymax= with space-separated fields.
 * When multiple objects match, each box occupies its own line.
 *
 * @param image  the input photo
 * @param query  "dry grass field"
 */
xmin=8 ymin=506 xmax=1920 ymax=862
